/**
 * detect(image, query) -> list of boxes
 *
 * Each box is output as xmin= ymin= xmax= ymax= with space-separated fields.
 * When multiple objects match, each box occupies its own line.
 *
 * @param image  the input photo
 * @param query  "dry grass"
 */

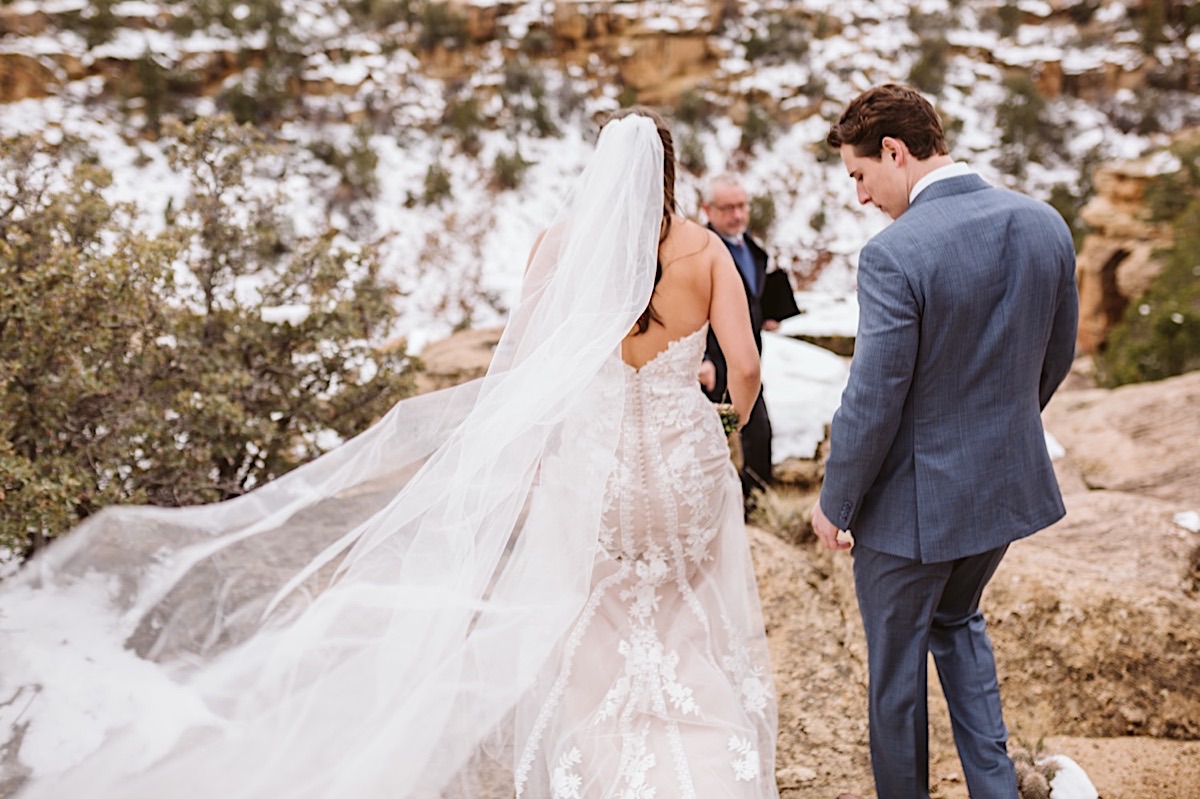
xmin=748 ymin=484 xmax=819 ymax=547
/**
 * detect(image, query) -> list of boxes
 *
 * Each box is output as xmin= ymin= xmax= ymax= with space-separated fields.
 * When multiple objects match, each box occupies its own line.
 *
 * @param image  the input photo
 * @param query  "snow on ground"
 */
xmin=761 ymin=332 xmax=849 ymax=461
xmin=1174 ymin=511 xmax=1200 ymax=534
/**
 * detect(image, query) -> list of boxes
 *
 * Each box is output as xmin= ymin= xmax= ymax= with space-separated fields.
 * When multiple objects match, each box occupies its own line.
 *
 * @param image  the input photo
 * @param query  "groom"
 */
xmin=811 ymin=84 xmax=1078 ymax=799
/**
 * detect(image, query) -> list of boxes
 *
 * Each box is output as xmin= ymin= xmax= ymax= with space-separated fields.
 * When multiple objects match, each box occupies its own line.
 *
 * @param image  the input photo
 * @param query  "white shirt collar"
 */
xmin=909 ymin=162 xmax=973 ymax=203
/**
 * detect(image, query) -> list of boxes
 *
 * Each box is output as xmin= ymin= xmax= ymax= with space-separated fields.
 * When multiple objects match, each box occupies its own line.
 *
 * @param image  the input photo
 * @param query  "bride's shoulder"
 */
xmin=666 ymin=217 xmax=718 ymax=253
xmin=662 ymin=219 xmax=724 ymax=279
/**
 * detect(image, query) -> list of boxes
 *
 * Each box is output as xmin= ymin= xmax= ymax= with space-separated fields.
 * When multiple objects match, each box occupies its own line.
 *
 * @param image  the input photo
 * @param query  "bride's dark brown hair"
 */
xmin=601 ymin=106 xmax=676 ymax=335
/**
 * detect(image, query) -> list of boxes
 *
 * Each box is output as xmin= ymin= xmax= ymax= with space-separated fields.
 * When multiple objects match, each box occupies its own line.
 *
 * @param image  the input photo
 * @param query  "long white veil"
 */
xmin=3 ymin=115 xmax=665 ymax=798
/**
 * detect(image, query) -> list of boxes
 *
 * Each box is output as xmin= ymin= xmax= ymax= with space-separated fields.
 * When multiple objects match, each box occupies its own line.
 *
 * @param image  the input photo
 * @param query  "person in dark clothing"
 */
xmin=698 ymin=173 xmax=798 ymax=510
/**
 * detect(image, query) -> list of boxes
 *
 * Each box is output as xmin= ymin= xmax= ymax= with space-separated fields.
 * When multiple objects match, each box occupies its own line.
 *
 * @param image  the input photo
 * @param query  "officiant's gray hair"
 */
xmin=702 ymin=172 xmax=745 ymax=202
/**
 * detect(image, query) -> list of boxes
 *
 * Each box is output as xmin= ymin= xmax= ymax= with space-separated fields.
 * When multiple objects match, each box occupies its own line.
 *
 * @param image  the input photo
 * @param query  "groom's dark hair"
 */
xmin=826 ymin=84 xmax=949 ymax=160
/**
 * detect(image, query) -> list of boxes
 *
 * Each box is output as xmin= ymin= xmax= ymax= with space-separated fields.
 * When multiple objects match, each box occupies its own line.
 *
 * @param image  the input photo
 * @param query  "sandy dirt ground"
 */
xmin=752 ymin=525 xmax=1200 ymax=799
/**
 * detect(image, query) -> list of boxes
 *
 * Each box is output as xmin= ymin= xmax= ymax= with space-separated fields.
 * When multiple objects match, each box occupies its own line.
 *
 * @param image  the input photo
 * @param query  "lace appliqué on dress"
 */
xmin=514 ymin=325 xmax=776 ymax=798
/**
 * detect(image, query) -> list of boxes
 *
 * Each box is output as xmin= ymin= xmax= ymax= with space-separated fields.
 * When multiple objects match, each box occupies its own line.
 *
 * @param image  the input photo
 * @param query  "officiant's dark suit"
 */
xmin=814 ymin=85 xmax=1079 ymax=799
xmin=699 ymin=177 xmax=798 ymax=504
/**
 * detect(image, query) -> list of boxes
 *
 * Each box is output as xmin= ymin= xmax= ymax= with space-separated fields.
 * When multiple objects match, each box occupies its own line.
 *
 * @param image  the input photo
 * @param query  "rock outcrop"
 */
xmin=412 ymin=325 xmax=502 ymax=394
xmin=1074 ymin=146 xmax=1181 ymax=354
xmin=0 ymin=52 xmax=57 ymax=103
xmin=1042 ymin=368 xmax=1200 ymax=505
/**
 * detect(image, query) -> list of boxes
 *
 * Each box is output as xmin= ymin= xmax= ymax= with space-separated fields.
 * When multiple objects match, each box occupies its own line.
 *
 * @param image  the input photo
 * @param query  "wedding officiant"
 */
xmin=698 ymin=173 xmax=799 ymax=510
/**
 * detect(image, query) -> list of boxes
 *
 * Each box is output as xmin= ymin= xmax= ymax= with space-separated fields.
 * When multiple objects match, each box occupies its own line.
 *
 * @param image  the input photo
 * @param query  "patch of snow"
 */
xmin=1044 ymin=431 xmax=1065 ymax=460
xmin=1043 ymin=754 xmax=1099 ymax=799
xmin=1174 ymin=511 xmax=1200 ymax=534
xmin=761 ymin=332 xmax=849 ymax=461
xmin=261 ymin=305 xmax=313 ymax=325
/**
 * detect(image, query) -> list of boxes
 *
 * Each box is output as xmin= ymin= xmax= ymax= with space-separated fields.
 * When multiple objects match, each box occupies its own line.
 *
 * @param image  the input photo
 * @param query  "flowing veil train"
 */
xmin=2 ymin=114 xmax=777 ymax=798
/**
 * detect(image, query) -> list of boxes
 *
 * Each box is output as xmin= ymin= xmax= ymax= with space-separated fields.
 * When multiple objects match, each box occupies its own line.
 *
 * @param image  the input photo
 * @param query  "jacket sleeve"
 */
xmin=1039 ymin=239 xmax=1079 ymax=410
xmin=819 ymin=240 xmax=920 ymax=531
xmin=702 ymin=327 xmax=728 ymax=403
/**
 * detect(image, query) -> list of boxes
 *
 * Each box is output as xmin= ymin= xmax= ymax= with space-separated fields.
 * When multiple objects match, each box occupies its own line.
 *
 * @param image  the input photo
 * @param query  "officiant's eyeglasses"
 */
xmin=711 ymin=201 xmax=749 ymax=213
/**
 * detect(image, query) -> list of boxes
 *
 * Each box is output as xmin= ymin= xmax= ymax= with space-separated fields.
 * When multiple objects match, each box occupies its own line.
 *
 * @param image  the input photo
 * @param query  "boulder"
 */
xmin=987 ymin=488 xmax=1200 ymax=740
xmin=1074 ymin=155 xmax=1176 ymax=354
xmin=0 ymin=52 xmax=57 ymax=103
xmin=413 ymin=325 xmax=503 ymax=394
xmin=614 ymin=32 xmax=716 ymax=92
xmin=1042 ymin=370 xmax=1200 ymax=505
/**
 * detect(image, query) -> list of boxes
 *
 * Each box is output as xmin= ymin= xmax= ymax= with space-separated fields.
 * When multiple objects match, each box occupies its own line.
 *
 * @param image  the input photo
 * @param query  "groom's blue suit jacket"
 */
xmin=820 ymin=174 xmax=1079 ymax=563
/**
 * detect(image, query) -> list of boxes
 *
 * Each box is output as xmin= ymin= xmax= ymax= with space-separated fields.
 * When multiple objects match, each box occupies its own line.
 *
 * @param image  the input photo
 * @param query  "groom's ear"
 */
xmin=880 ymin=136 xmax=906 ymax=165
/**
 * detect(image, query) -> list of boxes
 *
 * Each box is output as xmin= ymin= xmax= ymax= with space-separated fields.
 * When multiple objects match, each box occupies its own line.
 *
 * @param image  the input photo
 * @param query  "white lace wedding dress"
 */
xmin=1 ymin=115 xmax=777 ymax=799
xmin=512 ymin=324 xmax=778 ymax=799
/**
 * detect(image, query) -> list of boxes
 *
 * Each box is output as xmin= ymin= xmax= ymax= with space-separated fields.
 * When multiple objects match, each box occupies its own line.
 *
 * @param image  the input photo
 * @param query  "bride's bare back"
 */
xmin=619 ymin=216 xmax=761 ymax=427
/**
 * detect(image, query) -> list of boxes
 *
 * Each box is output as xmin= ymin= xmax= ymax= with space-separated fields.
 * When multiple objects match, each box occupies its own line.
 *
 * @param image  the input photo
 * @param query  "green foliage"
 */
xmin=60 ymin=0 xmax=120 ymax=48
xmin=993 ymin=74 xmax=1065 ymax=178
xmin=813 ymin=12 xmax=834 ymax=39
xmin=738 ymin=104 xmax=775 ymax=153
xmin=126 ymin=51 xmax=202 ymax=132
xmin=907 ymin=7 xmax=956 ymax=38
xmin=520 ymin=29 xmax=555 ymax=56
xmin=997 ymin=2 xmax=1022 ymax=37
xmin=617 ymin=86 xmax=639 ymax=109
xmin=423 ymin=162 xmax=453 ymax=204
xmin=196 ymin=0 xmax=305 ymax=126
xmin=1047 ymin=145 xmax=1104 ymax=251
xmin=346 ymin=0 xmax=418 ymax=27
xmin=1048 ymin=183 xmax=1085 ymax=250
xmin=675 ymin=90 xmax=713 ymax=130
xmin=1133 ymin=0 xmax=1168 ymax=54
xmin=997 ymin=75 xmax=1048 ymax=147
xmin=172 ymin=0 xmax=289 ymax=36
xmin=677 ymin=130 xmax=707 ymax=176
xmin=0 ymin=119 xmax=415 ymax=559
xmin=500 ymin=61 xmax=559 ymax=138
xmin=908 ymin=36 xmax=949 ymax=95
xmin=809 ymin=208 xmax=826 ymax=233
xmin=744 ymin=11 xmax=810 ymax=63
xmin=502 ymin=59 xmax=544 ymax=97
xmin=491 ymin=148 xmax=530 ymax=191
xmin=443 ymin=94 xmax=486 ymax=155
xmin=554 ymin=80 xmax=588 ymax=121
xmin=219 ymin=60 xmax=301 ymax=127
xmin=1146 ymin=172 xmax=1191 ymax=223
xmin=310 ymin=125 xmax=380 ymax=203
xmin=1143 ymin=141 xmax=1200 ymax=221
xmin=1098 ymin=140 xmax=1200 ymax=386
xmin=1105 ymin=88 xmax=1171 ymax=136
xmin=525 ymin=100 xmax=559 ymax=138
xmin=749 ymin=192 xmax=776 ymax=239
xmin=1067 ymin=0 xmax=1101 ymax=26
xmin=416 ymin=2 xmax=468 ymax=51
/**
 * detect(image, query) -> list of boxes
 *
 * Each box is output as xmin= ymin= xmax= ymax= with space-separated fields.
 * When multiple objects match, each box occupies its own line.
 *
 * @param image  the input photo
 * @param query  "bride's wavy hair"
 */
xmin=601 ymin=106 xmax=676 ymax=335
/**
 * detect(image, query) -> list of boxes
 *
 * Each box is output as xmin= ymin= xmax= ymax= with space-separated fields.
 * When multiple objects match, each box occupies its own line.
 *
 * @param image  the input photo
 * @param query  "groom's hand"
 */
xmin=811 ymin=501 xmax=851 ymax=551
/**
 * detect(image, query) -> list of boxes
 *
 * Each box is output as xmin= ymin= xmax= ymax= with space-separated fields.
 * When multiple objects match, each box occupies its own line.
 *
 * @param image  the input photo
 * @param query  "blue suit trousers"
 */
xmin=852 ymin=543 xmax=1019 ymax=799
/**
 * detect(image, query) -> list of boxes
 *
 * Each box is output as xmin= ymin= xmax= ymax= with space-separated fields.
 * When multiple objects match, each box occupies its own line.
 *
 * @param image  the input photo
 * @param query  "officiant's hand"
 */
xmin=811 ymin=502 xmax=851 ymax=551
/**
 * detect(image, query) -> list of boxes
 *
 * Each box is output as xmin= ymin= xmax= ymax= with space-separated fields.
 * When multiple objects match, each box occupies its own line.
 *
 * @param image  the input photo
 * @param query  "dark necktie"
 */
xmin=730 ymin=237 xmax=757 ymax=294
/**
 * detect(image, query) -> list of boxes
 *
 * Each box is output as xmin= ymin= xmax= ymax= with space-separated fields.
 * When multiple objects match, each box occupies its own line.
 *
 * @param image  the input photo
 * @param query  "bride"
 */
xmin=3 ymin=107 xmax=778 ymax=798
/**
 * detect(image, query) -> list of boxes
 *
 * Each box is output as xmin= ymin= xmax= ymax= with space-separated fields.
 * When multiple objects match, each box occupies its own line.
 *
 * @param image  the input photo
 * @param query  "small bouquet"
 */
xmin=715 ymin=403 xmax=739 ymax=437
